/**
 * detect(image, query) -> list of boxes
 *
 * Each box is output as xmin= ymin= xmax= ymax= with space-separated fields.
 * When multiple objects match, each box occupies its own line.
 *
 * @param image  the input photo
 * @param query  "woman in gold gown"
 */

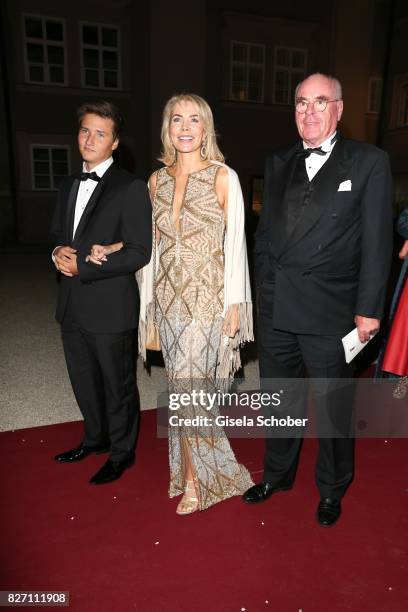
xmin=89 ymin=94 xmax=254 ymax=515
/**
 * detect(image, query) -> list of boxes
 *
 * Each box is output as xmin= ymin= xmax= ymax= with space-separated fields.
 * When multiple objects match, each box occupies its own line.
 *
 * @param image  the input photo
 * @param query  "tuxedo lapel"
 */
xmin=267 ymin=145 xmax=299 ymax=257
xmin=282 ymin=137 xmax=355 ymax=252
xmin=65 ymin=179 xmax=80 ymax=245
xmin=72 ymin=164 xmax=115 ymax=246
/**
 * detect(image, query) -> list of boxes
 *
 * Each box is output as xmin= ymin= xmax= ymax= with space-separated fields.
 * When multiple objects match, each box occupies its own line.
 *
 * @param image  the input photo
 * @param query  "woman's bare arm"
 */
xmin=86 ymin=242 xmax=124 ymax=265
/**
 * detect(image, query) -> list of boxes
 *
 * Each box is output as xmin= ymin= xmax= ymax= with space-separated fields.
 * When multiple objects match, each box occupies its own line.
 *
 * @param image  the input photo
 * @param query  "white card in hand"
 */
xmin=342 ymin=327 xmax=374 ymax=363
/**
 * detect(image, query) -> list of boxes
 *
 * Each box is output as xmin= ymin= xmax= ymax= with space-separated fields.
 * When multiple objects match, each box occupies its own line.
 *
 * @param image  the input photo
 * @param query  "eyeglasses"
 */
xmin=295 ymin=98 xmax=340 ymax=113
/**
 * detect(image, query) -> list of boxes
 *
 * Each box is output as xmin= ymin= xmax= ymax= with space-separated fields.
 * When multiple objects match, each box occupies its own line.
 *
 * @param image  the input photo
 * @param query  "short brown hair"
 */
xmin=77 ymin=100 xmax=122 ymax=139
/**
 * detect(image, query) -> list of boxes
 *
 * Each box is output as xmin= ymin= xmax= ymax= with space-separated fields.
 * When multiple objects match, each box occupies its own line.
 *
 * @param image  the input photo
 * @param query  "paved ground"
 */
xmin=0 ymin=252 xmax=258 ymax=431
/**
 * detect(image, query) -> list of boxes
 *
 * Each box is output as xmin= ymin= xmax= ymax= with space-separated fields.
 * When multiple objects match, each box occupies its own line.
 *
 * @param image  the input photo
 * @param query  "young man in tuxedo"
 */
xmin=243 ymin=73 xmax=393 ymax=525
xmin=50 ymin=101 xmax=152 ymax=485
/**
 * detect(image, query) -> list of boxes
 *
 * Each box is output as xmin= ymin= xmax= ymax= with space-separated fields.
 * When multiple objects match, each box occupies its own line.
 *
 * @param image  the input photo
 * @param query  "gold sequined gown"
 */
xmin=154 ymin=164 xmax=253 ymax=510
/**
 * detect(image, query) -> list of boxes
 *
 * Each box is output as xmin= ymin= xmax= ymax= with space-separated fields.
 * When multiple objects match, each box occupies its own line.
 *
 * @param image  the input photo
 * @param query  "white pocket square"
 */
xmin=338 ymin=180 xmax=352 ymax=191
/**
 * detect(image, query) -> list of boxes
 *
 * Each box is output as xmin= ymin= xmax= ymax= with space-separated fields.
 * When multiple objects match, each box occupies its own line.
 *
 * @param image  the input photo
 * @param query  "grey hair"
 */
xmin=294 ymin=73 xmax=342 ymax=101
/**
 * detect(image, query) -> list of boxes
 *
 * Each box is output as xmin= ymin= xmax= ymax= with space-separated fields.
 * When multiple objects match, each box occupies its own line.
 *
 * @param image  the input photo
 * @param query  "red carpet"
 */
xmin=1 ymin=413 xmax=407 ymax=612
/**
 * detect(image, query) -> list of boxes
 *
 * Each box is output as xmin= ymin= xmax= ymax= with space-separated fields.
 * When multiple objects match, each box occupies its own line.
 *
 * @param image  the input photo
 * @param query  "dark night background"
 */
xmin=0 ymin=0 xmax=407 ymax=249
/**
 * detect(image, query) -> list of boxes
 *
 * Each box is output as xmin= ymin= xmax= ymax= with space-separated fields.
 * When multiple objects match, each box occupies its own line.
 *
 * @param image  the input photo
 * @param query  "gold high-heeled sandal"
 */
xmin=176 ymin=479 xmax=199 ymax=515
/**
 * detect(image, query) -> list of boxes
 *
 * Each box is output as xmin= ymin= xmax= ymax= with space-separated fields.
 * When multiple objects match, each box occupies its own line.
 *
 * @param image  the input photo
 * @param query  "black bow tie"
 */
xmin=297 ymin=146 xmax=327 ymax=159
xmin=80 ymin=171 xmax=100 ymax=182
xmin=297 ymin=133 xmax=338 ymax=159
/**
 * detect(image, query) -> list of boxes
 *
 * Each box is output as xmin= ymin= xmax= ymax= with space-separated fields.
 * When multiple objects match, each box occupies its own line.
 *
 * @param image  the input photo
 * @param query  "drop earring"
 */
xmin=200 ymin=138 xmax=207 ymax=160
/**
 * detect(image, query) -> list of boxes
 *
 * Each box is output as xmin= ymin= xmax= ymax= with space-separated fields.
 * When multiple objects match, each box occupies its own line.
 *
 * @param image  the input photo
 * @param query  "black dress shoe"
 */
xmin=89 ymin=454 xmax=135 ymax=485
xmin=242 ymin=481 xmax=292 ymax=504
xmin=317 ymin=498 xmax=342 ymax=527
xmin=54 ymin=443 xmax=110 ymax=463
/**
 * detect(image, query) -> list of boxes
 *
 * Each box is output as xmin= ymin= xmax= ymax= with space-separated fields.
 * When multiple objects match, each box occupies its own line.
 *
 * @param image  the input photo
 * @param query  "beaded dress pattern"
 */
xmin=154 ymin=164 xmax=253 ymax=509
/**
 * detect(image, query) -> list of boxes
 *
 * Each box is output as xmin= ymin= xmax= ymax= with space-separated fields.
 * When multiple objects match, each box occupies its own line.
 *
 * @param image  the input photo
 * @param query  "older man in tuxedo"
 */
xmin=50 ymin=101 xmax=151 ymax=484
xmin=243 ymin=73 xmax=393 ymax=525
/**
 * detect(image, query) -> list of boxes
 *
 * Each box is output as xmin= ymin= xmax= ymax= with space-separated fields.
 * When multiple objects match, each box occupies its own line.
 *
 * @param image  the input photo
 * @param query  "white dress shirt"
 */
xmin=72 ymin=156 xmax=114 ymax=238
xmin=52 ymin=156 xmax=114 ymax=262
xmin=303 ymin=131 xmax=337 ymax=181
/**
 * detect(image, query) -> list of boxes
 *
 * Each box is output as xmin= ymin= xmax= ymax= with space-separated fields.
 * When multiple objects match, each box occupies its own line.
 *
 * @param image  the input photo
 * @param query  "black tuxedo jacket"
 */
xmin=50 ymin=163 xmax=152 ymax=333
xmin=255 ymin=136 xmax=393 ymax=334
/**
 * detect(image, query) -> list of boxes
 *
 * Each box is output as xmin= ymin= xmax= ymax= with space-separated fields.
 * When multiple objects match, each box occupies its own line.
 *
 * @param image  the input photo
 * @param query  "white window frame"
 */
xmin=30 ymin=145 xmax=71 ymax=191
xmin=273 ymin=46 xmax=307 ymax=105
xmin=22 ymin=13 xmax=67 ymax=86
xmin=229 ymin=40 xmax=265 ymax=103
xmin=367 ymin=77 xmax=383 ymax=114
xmin=79 ymin=22 xmax=121 ymax=90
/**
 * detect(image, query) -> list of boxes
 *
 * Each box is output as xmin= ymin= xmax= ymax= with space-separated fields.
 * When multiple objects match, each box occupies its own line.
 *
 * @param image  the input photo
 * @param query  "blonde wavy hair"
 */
xmin=159 ymin=93 xmax=225 ymax=166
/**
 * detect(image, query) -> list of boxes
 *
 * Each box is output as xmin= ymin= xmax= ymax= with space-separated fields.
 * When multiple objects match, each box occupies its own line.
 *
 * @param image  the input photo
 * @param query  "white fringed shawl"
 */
xmin=137 ymin=161 xmax=253 ymax=384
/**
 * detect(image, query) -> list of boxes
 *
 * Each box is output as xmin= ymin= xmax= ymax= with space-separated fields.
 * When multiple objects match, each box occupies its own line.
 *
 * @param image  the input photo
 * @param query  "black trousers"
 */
xmin=258 ymin=282 xmax=355 ymax=501
xmin=61 ymin=299 xmax=140 ymax=462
